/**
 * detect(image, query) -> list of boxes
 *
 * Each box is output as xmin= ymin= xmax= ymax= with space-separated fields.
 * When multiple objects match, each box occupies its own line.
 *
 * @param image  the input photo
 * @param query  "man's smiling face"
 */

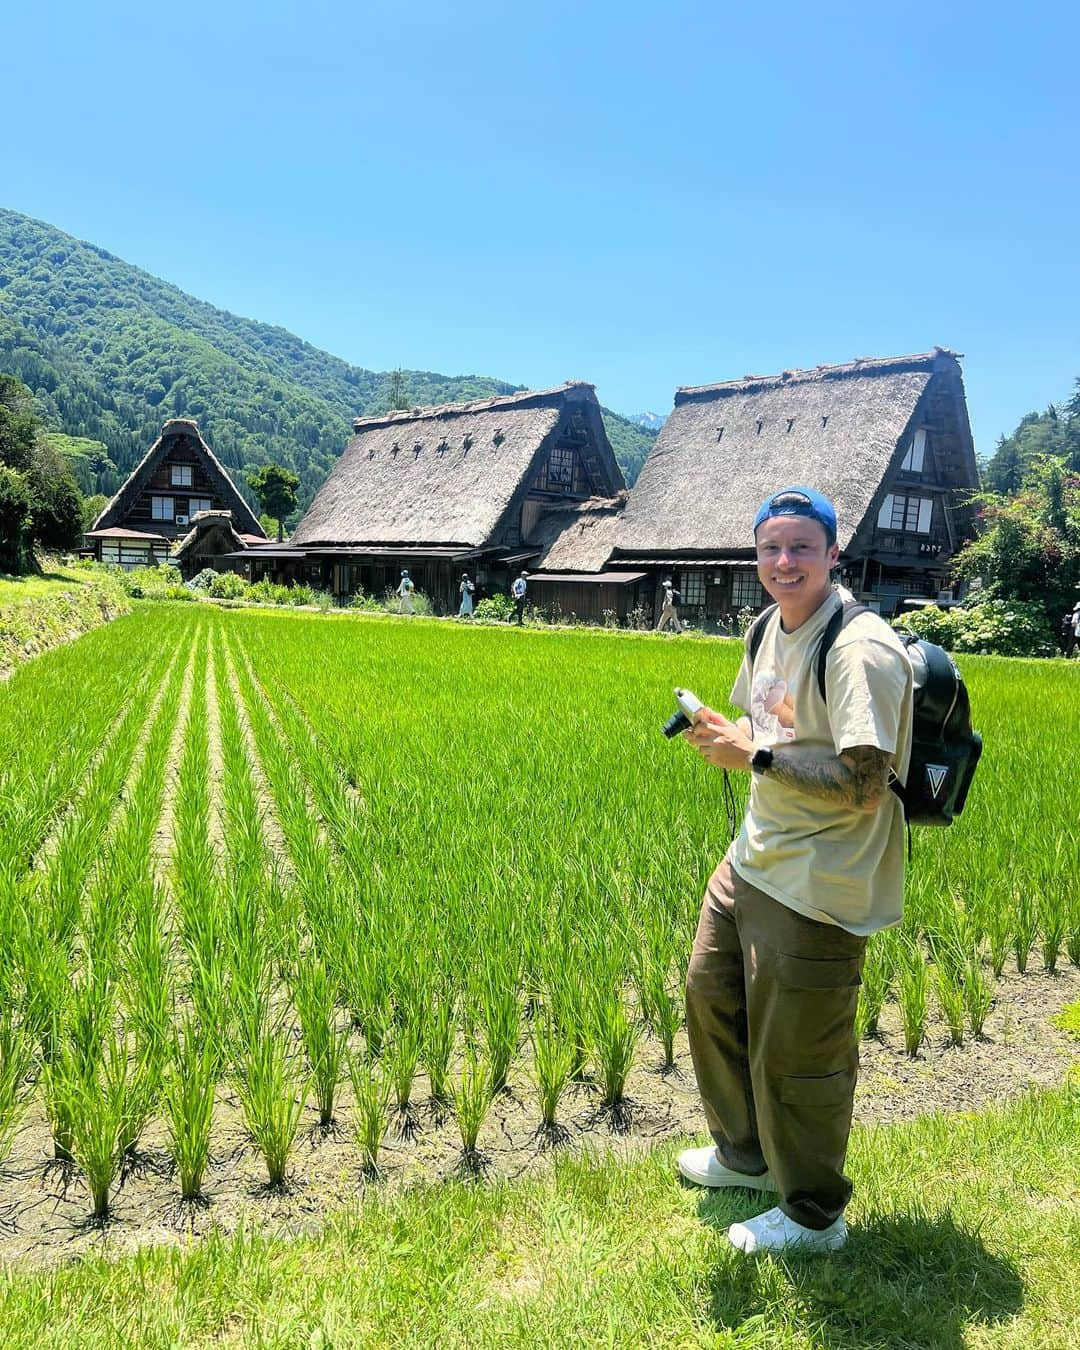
xmin=755 ymin=515 xmax=839 ymax=623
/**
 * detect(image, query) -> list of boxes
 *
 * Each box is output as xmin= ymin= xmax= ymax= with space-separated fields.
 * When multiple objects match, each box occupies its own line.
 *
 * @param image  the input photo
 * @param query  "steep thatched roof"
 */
xmin=615 ymin=349 xmax=969 ymax=555
xmin=291 ymin=382 xmax=624 ymax=548
xmin=91 ymin=419 xmax=265 ymax=537
xmin=529 ymin=496 xmax=626 ymax=573
xmin=172 ymin=510 xmax=252 ymax=560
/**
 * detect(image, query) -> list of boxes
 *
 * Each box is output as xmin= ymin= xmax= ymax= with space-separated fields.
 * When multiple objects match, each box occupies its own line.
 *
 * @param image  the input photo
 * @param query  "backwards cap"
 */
xmin=753 ymin=486 xmax=837 ymax=544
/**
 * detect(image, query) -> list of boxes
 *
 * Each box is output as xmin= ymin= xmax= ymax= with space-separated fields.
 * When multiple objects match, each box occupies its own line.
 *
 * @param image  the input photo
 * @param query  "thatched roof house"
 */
xmin=515 ymin=494 xmax=645 ymax=619
xmin=87 ymin=418 xmax=266 ymax=567
xmin=254 ymin=382 xmax=629 ymax=613
xmin=171 ymin=510 xmax=270 ymax=579
xmin=612 ymin=348 xmax=979 ymax=620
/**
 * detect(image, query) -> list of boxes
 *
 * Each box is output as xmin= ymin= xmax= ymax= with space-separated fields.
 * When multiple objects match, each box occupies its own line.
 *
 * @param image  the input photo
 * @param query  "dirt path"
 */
xmin=219 ymin=636 xmax=291 ymax=880
xmin=151 ymin=633 xmax=200 ymax=889
xmin=204 ymin=636 xmax=226 ymax=856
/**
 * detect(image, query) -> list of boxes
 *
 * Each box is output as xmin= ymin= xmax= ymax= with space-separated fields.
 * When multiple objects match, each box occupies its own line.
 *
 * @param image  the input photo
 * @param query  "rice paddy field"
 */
xmin=0 ymin=604 xmax=1078 ymax=1280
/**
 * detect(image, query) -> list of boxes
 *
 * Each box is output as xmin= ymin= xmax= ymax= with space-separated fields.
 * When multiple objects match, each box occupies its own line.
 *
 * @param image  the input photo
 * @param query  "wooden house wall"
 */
xmin=118 ymin=438 xmax=232 ymax=541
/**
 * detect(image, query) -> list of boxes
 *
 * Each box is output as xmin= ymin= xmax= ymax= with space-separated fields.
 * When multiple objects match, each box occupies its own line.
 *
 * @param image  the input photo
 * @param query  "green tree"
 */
xmin=0 ymin=374 xmax=85 ymax=566
xmin=246 ymin=464 xmax=300 ymax=541
xmin=387 ymin=368 xmax=410 ymax=410
xmin=82 ymin=493 xmax=109 ymax=532
xmin=952 ymin=455 xmax=1080 ymax=634
xmin=0 ymin=465 xmax=33 ymax=573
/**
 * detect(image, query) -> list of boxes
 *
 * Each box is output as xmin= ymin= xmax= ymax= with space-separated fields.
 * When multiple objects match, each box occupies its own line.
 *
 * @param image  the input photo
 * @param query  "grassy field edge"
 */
xmin=2 ymin=1081 xmax=1077 ymax=1349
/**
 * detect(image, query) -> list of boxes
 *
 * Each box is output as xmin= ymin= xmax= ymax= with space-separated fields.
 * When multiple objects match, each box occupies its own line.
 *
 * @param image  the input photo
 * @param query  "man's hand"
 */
xmin=683 ymin=707 xmax=755 ymax=770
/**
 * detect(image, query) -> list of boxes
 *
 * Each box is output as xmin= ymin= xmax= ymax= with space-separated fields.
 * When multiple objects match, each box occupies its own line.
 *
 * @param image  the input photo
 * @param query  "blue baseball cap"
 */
xmin=753 ymin=486 xmax=837 ymax=544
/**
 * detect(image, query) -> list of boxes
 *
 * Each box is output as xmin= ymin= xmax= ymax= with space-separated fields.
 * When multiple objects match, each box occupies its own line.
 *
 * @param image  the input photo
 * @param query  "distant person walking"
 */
xmin=1064 ymin=601 xmax=1080 ymax=656
xmin=396 ymin=569 xmax=415 ymax=615
xmin=656 ymin=577 xmax=683 ymax=633
xmin=511 ymin=571 xmax=528 ymax=625
xmin=459 ymin=572 xmax=475 ymax=617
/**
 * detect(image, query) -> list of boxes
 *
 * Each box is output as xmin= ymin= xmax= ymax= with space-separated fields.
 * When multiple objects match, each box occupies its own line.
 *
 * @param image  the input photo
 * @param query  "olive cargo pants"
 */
xmin=685 ymin=856 xmax=866 ymax=1230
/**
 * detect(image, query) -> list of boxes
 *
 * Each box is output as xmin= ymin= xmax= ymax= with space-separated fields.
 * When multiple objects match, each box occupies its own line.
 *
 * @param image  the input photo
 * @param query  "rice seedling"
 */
xmin=589 ymin=989 xmax=639 ymax=1107
xmin=529 ymin=1006 xmax=575 ymax=1129
xmin=855 ymin=928 xmax=899 ymax=1039
xmin=0 ymin=1018 xmax=32 ymax=1166
xmin=292 ymin=956 xmax=348 ymax=1128
xmin=420 ymin=987 xmax=456 ymax=1106
xmin=898 ymin=937 xmax=930 ymax=1057
xmin=349 ymin=1052 xmax=393 ymax=1176
xmin=935 ymin=963 xmax=966 ymax=1047
xmin=386 ymin=1014 xmax=424 ymax=1119
xmin=473 ymin=971 xmax=522 ymax=1095
xmin=985 ymin=894 xmax=1013 ymax=979
xmin=67 ymin=1037 xmax=131 ymax=1220
xmin=236 ymin=1028 xmax=307 ymax=1187
xmin=1013 ymin=892 xmax=1038 ymax=975
xmin=452 ymin=1045 xmax=494 ymax=1159
xmin=963 ymin=952 xmax=994 ymax=1037
xmin=163 ymin=1017 xmax=218 ymax=1201
xmin=1037 ymin=865 xmax=1069 ymax=973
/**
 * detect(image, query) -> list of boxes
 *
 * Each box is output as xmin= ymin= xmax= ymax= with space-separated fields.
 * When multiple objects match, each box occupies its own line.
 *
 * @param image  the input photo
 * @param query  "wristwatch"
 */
xmin=750 ymin=746 xmax=774 ymax=774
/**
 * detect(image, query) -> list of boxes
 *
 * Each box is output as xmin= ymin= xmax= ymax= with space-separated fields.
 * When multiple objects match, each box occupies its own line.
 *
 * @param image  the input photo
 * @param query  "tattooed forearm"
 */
xmin=767 ymin=744 xmax=892 ymax=811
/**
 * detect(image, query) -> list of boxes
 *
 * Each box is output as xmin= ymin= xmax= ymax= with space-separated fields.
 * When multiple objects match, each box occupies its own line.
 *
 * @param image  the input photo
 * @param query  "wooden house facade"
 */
xmin=86 ymin=418 xmax=266 ymax=568
xmin=236 ymin=383 xmax=630 ymax=613
xmin=610 ymin=349 xmax=980 ymax=623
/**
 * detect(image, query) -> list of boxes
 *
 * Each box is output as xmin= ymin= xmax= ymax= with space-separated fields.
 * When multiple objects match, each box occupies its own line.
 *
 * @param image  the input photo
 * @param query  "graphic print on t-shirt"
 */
xmin=750 ymin=670 xmax=796 ymax=742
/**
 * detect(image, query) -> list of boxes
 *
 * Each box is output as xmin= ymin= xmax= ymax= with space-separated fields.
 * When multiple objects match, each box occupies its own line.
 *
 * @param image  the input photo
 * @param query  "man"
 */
xmin=656 ymin=576 xmax=683 ymax=633
xmin=511 ymin=571 xmax=528 ymax=625
xmin=396 ymin=569 xmax=415 ymax=615
xmin=678 ymin=486 xmax=913 ymax=1254
xmin=1064 ymin=601 xmax=1080 ymax=657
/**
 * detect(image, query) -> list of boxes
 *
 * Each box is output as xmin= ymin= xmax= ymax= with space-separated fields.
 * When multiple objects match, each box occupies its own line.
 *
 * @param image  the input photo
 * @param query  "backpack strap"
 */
xmin=815 ymin=600 xmax=873 ymax=701
xmin=746 ymin=604 xmax=778 ymax=666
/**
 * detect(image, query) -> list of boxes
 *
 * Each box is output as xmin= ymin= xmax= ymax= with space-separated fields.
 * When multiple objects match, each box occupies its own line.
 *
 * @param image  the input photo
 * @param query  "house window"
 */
xmin=900 ymin=428 xmax=927 ymax=474
xmin=171 ymin=464 xmax=194 ymax=487
xmin=151 ymin=496 xmax=174 ymax=521
xmin=731 ymin=569 xmax=764 ymax=609
xmin=678 ymin=571 xmax=706 ymax=606
xmin=546 ymin=444 xmax=575 ymax=487
xmin=188 ymin=498 xmax=212 ymax=516
xmin=878 ymin=493 xmax=932 ymax=534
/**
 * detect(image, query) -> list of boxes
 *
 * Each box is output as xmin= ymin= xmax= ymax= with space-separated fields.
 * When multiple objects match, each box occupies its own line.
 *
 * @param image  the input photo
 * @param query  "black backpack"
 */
xmin=747 ymin=601 xmax=982 ymax=826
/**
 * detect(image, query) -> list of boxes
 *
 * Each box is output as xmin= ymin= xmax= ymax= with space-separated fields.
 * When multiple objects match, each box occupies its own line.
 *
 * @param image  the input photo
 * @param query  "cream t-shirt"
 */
xmin=729 ymin=590 xmax=913 ymax=935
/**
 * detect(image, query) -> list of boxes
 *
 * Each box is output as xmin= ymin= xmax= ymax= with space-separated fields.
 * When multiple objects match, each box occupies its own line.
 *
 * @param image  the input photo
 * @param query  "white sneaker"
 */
xmin=677 ymin=1146 xmax=776 ymax=1191
xmin=727 ymin=1205 xmax=848 ymax=1253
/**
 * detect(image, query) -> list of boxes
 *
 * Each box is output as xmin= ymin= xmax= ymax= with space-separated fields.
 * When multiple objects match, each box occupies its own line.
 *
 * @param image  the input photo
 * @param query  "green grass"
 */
xmin=0 ymin=563 xmax=96 ymax=607
xmin=1 ymin=604 xmax=1079 ymax=1345
xmin=0 ymin=1086 xmax=1077 ymax=1347
xmin=1054 ymin=1000 xmax=1080 ymax=1039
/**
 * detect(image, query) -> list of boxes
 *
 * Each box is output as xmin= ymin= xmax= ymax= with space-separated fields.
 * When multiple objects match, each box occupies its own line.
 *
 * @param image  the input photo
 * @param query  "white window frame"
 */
xmin=151 ymin=496 xmax=174 ymax=521
xmin=171 ymin=464 xmax=194 ymax=487
xmin=900 ymin=428 xmax=927 ymax=473
xmin=188 ymin=498 xmax=213 ymax=516
xmin=877 ymin=492 xmax=933 ymax=534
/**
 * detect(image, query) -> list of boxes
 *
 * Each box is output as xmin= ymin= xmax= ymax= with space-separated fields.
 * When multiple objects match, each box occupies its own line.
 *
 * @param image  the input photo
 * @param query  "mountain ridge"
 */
xmin=0 ymin=208 xmax=656 ymax=511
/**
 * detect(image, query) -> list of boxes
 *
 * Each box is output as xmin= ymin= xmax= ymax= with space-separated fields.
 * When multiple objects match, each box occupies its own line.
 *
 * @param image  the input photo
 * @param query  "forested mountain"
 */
xmin=982 ymin=392 xmax=1080 ymax=494
xmin=0 ymin=209 xmax=655 ymax=512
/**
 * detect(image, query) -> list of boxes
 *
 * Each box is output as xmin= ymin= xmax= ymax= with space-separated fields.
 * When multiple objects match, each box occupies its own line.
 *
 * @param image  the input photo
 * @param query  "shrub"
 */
xmin=382 ymin=586 xmax=431 ymax=616
xmin=208 ymin=571 xmax=248 ymax=599
xmin=893 ymin=600 xmax=1056 ymax=657
xmin=166 ymin=585 xmax=196 ymax=602
xmin=350 ymin=588 xmax=383 ymax=612
xmin=474 ymin=593 xmax=514 ymax=623
xmin=188 ymin=567 xmax=220 ymax=592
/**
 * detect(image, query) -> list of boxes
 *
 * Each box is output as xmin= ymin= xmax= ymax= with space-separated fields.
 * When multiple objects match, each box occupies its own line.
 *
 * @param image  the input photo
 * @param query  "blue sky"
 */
xmin=4 ymin=1 xmax=1078 ymax=447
